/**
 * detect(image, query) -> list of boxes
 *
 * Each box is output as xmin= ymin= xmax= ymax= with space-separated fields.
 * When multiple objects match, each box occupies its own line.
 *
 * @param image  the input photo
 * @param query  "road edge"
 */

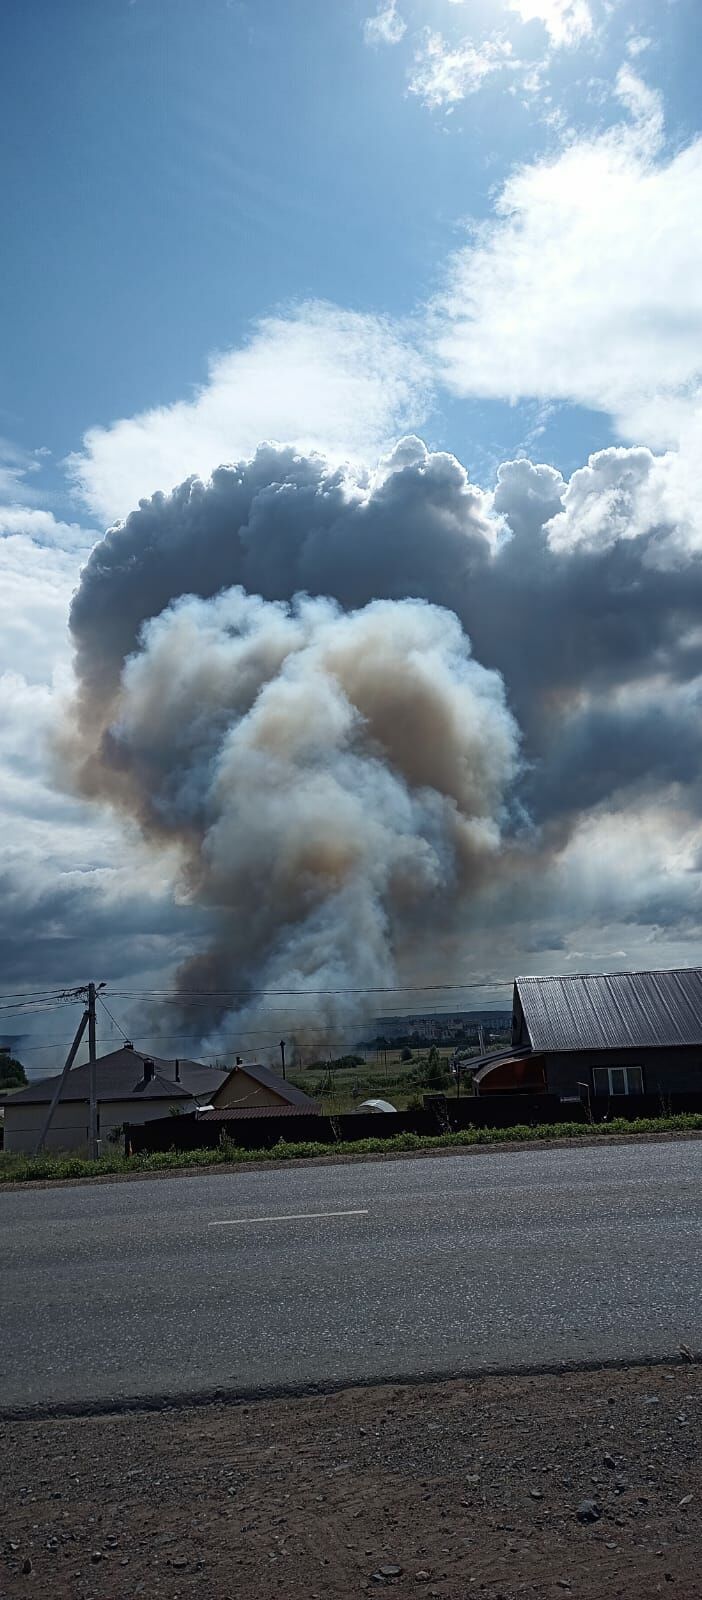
xmin=2 ymin=1127 xmax=702 ymax=1192
xmin=1 ymin=1350 xmax=698 ymax=1424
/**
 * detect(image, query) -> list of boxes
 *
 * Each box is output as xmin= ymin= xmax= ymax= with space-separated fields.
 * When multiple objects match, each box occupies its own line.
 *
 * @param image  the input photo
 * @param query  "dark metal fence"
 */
xmin=126 ymin=1093 xmax=562 ymax=1154
xmin=125 ymin=1087 xmax=702 ymax=1157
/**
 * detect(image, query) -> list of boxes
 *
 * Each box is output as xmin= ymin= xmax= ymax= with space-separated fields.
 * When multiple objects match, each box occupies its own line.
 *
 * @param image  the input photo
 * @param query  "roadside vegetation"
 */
xmin=2 ymin=1112 xmax=702 ymax=1185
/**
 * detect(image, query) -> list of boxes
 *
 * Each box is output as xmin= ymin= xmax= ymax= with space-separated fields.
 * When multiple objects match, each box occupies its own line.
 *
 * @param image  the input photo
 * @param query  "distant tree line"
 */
xmin=0 ymin=1054 xmax=27 ymax=1091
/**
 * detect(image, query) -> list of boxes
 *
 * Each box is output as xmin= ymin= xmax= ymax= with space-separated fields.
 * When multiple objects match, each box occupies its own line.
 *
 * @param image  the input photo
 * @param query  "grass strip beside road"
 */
xmin=2 ymin=1111 xmax=702 ymax=1185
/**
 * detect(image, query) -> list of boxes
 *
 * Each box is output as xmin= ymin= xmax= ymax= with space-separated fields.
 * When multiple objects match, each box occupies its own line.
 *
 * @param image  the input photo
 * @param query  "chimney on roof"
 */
xmin=143 ymin=1057 xmax=155 ymax=1083
xmin=124 ymin=1040 xmax=134 ymax=1050
xmin=174 ymin=1058 xmax=180 ymax=1083
xmin=236 ymin=1055 xmax=242 ymax=1066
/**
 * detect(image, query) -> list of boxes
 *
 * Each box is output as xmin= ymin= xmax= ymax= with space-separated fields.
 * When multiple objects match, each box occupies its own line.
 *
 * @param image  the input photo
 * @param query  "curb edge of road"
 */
xmin=1 ymin=1350 xmax=698 ymax=1424
xmin=2 ymin=1128 xmax=702 ymax=1193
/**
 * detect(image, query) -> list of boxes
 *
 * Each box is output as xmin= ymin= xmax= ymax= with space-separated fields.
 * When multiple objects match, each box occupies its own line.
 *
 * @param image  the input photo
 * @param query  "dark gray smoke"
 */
xmin=64 ymin=434 xmax=702 ymax=1044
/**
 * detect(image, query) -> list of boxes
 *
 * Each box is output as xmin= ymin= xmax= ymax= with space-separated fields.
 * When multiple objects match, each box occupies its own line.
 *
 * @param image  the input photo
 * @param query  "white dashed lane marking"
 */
xmin=208 ymin=1209 xmax=369 ymax=1227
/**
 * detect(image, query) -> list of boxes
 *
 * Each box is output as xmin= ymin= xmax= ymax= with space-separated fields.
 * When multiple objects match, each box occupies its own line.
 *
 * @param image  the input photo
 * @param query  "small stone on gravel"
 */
xmin=576 ymin=1500 xmax=601 ymax=1523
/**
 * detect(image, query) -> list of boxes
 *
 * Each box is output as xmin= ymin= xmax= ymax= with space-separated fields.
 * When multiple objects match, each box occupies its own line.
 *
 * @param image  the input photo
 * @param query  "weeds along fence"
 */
xmin=125 ymin=1089 xmax=702 ymax=1156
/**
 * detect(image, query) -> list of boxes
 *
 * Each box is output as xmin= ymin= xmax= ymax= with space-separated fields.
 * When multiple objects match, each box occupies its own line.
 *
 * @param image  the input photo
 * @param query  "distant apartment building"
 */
xmin=369 ymin=1009 xmax=512 ymax=1045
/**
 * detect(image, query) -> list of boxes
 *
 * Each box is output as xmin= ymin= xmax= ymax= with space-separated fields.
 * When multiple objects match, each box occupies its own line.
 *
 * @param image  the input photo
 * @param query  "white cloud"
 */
xmin=433 ymin=69 xmax=702 ymax=446
xmin=626 ymin=33 xmax=652 ymax=58
xmin=0 ymin=532 xmax=85 ymax=684
xmin=0 ymin=505 xmax=94 ymax=550
xmin=0 ymin=437 xmax=53 ymax=504
xmin=0 ymin=511 xmax=189 ymax=1015
xmin=409 ymin=32 xmax=515 ymax=108
xmin=364 ymin=1 xmax=406 ymax=46
xmin=68 ymin=303 xmax=432 ymax=526
xmin=508 ymin=0 xmax=593 ymax=47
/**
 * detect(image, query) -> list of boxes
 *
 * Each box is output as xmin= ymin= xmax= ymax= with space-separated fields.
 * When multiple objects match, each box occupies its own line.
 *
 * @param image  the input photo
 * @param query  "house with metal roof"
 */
xmin=474 ymin=967 xmax=702 ymax=1101
xmin=3 ymin=1045 xmax=229 ymax=1154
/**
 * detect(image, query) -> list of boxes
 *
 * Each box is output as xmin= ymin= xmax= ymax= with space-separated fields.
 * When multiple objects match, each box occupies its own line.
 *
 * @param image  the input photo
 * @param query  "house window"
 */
xmin=593 ymin=1065 xmax=644 ymax=1097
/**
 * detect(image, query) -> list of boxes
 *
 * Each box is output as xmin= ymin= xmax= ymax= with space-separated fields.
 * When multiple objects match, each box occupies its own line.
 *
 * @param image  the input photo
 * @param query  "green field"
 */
xmin=287 ymin=1042 xmax=500 ymax=1113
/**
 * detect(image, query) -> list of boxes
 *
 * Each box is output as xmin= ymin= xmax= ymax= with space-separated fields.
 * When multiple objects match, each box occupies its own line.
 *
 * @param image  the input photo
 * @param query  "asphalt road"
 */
xmin=1 ymin=1140 xmax=701 ymax=1412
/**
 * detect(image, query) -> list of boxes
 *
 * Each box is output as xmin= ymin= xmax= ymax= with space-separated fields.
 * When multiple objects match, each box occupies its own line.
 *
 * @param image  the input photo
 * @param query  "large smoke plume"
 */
xmin=64 ymin=433 xmax=702 ymax=1047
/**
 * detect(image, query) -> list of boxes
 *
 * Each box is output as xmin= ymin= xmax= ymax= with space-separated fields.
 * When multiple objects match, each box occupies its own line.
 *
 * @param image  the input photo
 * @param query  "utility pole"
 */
xmin=88 ymin=981 xmax=98 ymax=1160
xmin=280 ymin=1039 xmax=286 ymax=1080
xmin=35 ymin=1006 xmax=89 ymax=1154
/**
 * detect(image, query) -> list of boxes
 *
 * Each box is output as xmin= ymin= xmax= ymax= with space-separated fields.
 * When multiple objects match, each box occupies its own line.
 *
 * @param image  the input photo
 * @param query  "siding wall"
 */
xmin=545 ymin=1046 xmax=702 ymax=1098
xmin=213 ymin=1070 xmax=287 ymax=1109
xmin=3 ymin=1096 xmax=192 ymax=1154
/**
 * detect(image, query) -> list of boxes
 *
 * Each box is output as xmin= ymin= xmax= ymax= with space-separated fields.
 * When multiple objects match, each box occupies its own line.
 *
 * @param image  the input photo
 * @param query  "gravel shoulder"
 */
xmin=2 ymin=1363 xmax=700 ymax=1599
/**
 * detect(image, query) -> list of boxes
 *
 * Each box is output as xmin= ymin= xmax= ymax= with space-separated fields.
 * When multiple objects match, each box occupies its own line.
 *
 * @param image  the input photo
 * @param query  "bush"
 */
xmin=401 ymin=1047 xmax=413 ymax=1061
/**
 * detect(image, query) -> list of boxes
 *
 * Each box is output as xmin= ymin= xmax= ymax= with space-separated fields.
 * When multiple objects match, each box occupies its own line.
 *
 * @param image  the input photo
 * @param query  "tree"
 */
xmin=401 ymin=1046 xmax=413 ymax=1062
xmin=0 ymin=1053 xmax=27 ymax=1091
xmin=425 ymin=1046 xmax=450 ymax=1089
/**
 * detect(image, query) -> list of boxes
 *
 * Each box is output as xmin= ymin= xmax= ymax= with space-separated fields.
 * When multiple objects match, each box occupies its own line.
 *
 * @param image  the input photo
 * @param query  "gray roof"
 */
xmin=214 ymin=1061 xmax=319 ymax=1109
xmin=8 ymin=1047 xmax=228 ymax=1106
xmin=516 ymin=968 xmax=702 ymax=1053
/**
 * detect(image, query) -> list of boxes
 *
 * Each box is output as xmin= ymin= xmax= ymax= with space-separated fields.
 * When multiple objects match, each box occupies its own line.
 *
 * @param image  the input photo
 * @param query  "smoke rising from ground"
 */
xmin=65 ymin=570 xmax=519 ymax=1044
xmin=65 ymin=432 xmax=702 ymax=1047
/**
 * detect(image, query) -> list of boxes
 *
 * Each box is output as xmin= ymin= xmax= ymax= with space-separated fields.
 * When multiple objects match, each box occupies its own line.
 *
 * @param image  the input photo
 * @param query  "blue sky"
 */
xmin=2 ymin=0 xmax=697 ymax=495
xmin=4 ymin=0 xmax=702 ymax=1065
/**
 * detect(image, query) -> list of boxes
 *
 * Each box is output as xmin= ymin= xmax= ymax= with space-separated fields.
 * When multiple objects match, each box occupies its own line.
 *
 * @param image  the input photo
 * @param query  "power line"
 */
xmin=0 ymin=979 xmax=513 ymax=1010
xmin=107 ymin=979 xmax=513 ymax=1002
xmin=0 ymin=987 xmax=83 ymax=1001
xmin=97 ymin=993 xmax=131 ymax=1041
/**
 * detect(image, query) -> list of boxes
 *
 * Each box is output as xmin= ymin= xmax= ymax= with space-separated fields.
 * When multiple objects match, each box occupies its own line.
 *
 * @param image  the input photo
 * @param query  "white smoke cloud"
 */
xmin=545 ymin=438 xmax=702 ymax=559
xmin=67 ymin=583 xmax=519 ymax=1042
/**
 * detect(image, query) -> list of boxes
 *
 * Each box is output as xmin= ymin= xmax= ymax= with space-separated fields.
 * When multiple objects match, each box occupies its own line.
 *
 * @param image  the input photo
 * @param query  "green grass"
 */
xmin=2 ymin=1112 xmax=702 ymax=1185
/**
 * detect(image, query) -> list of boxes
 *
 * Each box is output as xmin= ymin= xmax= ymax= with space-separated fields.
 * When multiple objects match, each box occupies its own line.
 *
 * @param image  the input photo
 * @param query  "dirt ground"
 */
xmin=1 ymin=1364 xmax=701 ymax=1600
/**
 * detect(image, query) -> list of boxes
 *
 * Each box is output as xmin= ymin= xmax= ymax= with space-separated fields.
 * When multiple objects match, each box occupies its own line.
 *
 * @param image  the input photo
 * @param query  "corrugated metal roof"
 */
xmin=198 ymin=1104 xmax=321 ymax=1121
xmin=517 ymin=968 xmax=702 ymax=1052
